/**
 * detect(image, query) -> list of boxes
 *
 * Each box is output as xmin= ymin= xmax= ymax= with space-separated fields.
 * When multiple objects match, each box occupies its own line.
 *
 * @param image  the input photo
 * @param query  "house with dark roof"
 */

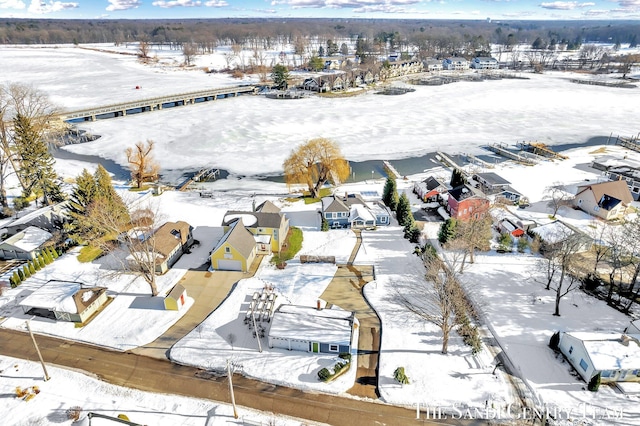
xmin=222 ymin=202 xmax=289 ymax=253
xmin=413 ymin=176 xmax=449 ymax=203
xmin=151 ymin=221 xmax=194 ymax=274
xmin=446 ymin=184 xmax=490 ymax=220
xmin=210 ymin=219 xmax=258 ymax=272
xmin=472 ymin=172 xmax=511 ymax=193
xmin=574 ymin=180 xmax=633 ymax=220
xmin=321 ymin=194 xmax=391 ymax=229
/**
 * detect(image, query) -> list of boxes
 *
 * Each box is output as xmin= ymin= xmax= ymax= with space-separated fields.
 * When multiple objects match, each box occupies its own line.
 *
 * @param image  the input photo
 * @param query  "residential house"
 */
xmin=574 ymin=180 xmax=633 ymax=221
xmin=558 ymin=331 xmax=640 ymax=384
xmin=423 ymin=59 xmax=443 ymax=72
xmin=3 ymin=202 xmax=67 ymax=236
xmin=446 ymin=184 xmax=490 ymax=220
xmin=470 ymin=57 xmax=499 ymax=69
xmin=472 ymin=172 xmax=511 ymax=194
xmin=0 ymin=226 xmax=53 ymax=260
xmin=210 ymin=219 xmax=258 ymax=272
xmin=321 ymin=194 xmax=391 ymax=228
xmin=529 ymin=220 xmax=592 ymax=253
xmin=222 ymin=202 xmax=289 ymax=253
xmin=443 ymin=57 xmax=469 ymax=71
xmin=268 ymin=304 xmax=355 ymax=354
xmin=19 ymin=280 xmax=108 ymax=323
xmin=152 ymin=221 xmax=194 ymax=274
xmin=413 ymin=176 xmax=449 ymax=203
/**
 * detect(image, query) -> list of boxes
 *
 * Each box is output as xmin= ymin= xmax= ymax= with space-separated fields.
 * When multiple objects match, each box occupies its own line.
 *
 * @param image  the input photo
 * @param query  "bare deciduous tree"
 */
xmin=182 ymin=42 xmax=198 ymax=66
xmin=543 ymin=183 xmax=573 ymax=218
xmin=395 ymin=252 xmax=468 ymax=354
xmin=126 ymin=140 xmax=160 ymax=189
xmin=447 ymin=216 xmax=492 ymax=272
xmin=138 ymin=40 xmax=150 ymax=60
xmin=88 ymin=199 xmax=162 ymax=297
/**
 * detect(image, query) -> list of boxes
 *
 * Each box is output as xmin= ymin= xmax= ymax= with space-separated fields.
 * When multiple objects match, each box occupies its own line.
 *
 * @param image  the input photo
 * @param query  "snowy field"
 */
xmin=1 ymin=43 xmax=640 ymax=424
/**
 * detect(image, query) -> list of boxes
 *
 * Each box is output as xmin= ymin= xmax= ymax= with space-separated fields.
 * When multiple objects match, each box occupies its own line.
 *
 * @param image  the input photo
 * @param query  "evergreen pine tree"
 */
xmin=12 ymin=113 xmax=64 ymax=206
xmin=33 ymin=257 xmax=41 ymax=270
xmin=38 ymin=254 xmax=46 ymax=268
xmin=438 ymin=218 xmax=458 ymax=244
xmin=17 ymin=267 xmax=25 ymax=281
xmin=28 ymin=260 xmax=36 ymax=275
xmin=94 ymin=165 xmax=130 ymax=225
xmin=396 ymin=192 xmax=411 ymax=227
xmin=382 ymin=176 xmax=399 ymax=211
xmin=50 ymin=246 xmax=59 ymax=259
xmin=23 ymin=264 xmax=31 ymax=278
xmin=450 ymin=168 xmax=466 ymax=188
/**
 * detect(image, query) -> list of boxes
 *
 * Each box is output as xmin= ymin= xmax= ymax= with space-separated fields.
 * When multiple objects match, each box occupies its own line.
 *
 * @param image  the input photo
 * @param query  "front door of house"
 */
xmin=312 ymin=342 xmax=319 ymax=353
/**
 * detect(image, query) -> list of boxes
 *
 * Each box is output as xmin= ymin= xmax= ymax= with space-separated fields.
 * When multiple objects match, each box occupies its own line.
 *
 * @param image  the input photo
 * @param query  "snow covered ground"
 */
xmin=1 ymin=43 xmax=640 ymax=424
xmin=0 ymin=355 xmax=316 ymax=426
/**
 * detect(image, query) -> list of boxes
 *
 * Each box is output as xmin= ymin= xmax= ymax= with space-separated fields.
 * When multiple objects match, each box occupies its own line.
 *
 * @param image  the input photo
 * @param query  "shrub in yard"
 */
xmin=334 ymin=362 xmax=345 ymax=373
xmin=66 ymin=406 xmax=83 ymax=421
xmin=33 ymin=257 xmax=41 ymax=271
xmin=339 ymin=352 xmax=351 ymax=362
xmin=321 ymin=217 xmax=329 ymax=231
xmin=318 ymin=368 xmax=331 ymax=381
xmin=28 ymin=260 xmax=35 ymax=275
xmin=50 ymin=247 xmax=59 ymax=259
xmin=588 ymin=373 xmax=601 ymax=392
xmin=22 ymin=264 xmax=31 ymax=279
xmin=17 ymin=268 xmax=25 ymax=281
xmin=10 ymin=273 xmax=19 ymax=288
xmin=517 ymin=237 xmax=529 ymax=253
xmin=394 ymin=367 xmax=410 ymax=385
xmin=43 ymin=250 xmax=53 ymax=265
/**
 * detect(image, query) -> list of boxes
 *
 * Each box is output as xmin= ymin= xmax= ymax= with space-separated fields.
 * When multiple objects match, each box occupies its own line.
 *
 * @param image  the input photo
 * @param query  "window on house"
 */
xmin=326 ymin=212 xmax=333 ymax=219
xmin=594 ymin=206 xmax=600 ymax=212
xmin=601 ymin=370 xmax=612 ymax=378
xmin=225 ymin=247 xmax=230 ymax=253
xmin=329 ymin=344 xmax=339 ymax=352
xmin=578 ymin=199 xmax=583 ymax=205
xmin=579 ymin=359 xmax=588 ymax=371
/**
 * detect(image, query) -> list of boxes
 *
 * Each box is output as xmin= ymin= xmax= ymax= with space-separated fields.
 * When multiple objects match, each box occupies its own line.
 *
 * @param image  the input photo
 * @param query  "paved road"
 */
xmin=0 ymin=327 xmax=476 ymax=426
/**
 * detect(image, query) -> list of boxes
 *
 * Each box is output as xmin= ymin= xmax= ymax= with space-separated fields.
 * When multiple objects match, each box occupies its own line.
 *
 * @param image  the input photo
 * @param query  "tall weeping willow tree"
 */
xmin=283 ymin=138 xmax=350 ymax=199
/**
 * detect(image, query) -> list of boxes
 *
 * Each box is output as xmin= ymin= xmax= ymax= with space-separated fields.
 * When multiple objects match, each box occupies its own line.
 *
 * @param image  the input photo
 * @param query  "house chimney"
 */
xmin=317 ymin=299 xmax=322 ymax=310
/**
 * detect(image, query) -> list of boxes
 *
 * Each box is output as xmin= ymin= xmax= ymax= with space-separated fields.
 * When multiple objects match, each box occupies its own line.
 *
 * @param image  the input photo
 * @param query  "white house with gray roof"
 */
xmin=558 ymin=331 xmax=640 ymax=384
xmin=0 ymin=226 xmax=53 ymax=260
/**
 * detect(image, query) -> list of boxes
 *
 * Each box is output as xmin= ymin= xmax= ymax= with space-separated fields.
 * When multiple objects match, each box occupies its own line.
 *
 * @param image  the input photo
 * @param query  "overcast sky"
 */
xmin=0 ymin=0 xmax=638 ymax=22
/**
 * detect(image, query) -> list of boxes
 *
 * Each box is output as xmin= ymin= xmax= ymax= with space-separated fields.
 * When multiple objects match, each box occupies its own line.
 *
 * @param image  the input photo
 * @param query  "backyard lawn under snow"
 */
xmin=1 ymin=44 xmax=640 ymax=424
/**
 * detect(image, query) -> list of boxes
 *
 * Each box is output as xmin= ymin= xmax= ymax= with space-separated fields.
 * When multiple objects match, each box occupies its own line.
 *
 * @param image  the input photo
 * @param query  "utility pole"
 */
xmin=26 ymin=319 xmax=50 ymax=381
xmin=227 ymin=359 xmax=238 ymax=419
xmin=251 ymin=310 xmax=263 ymax=353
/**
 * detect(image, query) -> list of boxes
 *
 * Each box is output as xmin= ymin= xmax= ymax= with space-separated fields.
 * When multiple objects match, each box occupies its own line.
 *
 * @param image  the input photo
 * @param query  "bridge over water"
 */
xmin=59 ymin=84 xmax=257 ymax=122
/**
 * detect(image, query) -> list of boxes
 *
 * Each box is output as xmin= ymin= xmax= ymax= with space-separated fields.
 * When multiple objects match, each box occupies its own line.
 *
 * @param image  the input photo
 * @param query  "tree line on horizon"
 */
xmin=0 ymin=18 xmax=638 ymax=56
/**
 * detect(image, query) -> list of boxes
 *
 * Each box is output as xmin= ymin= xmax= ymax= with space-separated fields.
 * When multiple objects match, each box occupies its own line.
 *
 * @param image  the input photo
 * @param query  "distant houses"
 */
xmin=470 ymin=57 xmax=499 ymax=69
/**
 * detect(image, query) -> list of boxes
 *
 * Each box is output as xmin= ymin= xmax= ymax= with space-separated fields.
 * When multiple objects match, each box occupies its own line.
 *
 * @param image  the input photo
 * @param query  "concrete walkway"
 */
xmin=131 ymin=255 xmax=263 ymax=359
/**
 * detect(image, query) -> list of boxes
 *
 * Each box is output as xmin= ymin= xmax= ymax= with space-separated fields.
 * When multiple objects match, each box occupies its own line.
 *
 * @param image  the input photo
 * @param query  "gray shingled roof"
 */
xmin=222 ymin=211 xmax=285 ymax=229
xmin=213 ymin=219 xmax=256 ymax=258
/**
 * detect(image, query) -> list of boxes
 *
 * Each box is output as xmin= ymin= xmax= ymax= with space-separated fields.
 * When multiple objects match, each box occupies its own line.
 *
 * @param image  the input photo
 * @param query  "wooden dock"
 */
xmin=616 ymin=135 xmax=640 ymax=153
xmin=464 ymin=153 xmax=494 ymax=169
xmin=517 ymin=141 xmax=568 ymax=160
xmin=486 ymin=143 xmax=536 ymax=165
xmin=177 ymin=167 xmax=219 ymax=192
xmin=382 ymin=160 xmax=402 ymax=179
xmin=435 ymin=152 xmax=459 ymax=169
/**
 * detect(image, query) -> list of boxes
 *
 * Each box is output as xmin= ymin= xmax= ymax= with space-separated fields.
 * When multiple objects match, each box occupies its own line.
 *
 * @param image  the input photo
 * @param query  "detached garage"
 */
xmin=210 ymin=219 xmax=257 ymax=272
xmin=19 ymin=280 xmax=108 ymax=323
xmin=268 ymin=304 xmax=355 ymax=354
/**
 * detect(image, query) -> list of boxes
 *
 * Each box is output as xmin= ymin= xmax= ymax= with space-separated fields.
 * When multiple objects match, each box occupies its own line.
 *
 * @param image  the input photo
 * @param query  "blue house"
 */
xmin=321 ymin=194 xmax=391 ymax=229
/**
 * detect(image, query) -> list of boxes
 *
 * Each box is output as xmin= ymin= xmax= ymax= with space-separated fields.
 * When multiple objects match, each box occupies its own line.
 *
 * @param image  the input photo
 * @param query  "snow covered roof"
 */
xmin=349 ymin=204 xmax=375 ymax=223
xmin=19 ymin=281 xmax=106 ymax=314
xmin=530 ymin=221 xmax=575 ymax=244
xmin=565 ymin=332 xmax=640 ymax=371
xmin=254 ymin=235 xmax=271 ymax=244
xmin=0 ymin=226 xmax=52 ymax=252
xmin=269 ymin=305 xmax=354 ymax=346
